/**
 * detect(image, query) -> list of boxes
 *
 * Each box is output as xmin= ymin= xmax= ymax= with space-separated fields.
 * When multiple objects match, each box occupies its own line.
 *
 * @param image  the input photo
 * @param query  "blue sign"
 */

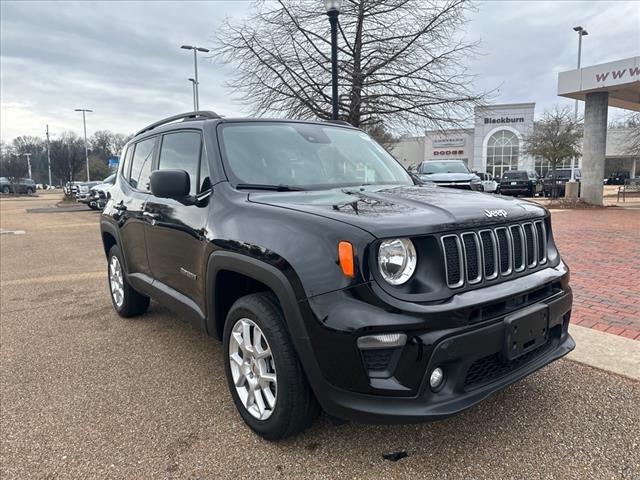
xmin=108 ymin=156 xmax=120 ymax=171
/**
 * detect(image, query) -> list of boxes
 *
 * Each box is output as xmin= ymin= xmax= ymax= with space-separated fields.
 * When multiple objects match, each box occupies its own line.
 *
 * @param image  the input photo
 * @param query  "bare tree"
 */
xmin=215 ymin=0 xmax=489 ymax=132
xmin=622 ymin=112 xmax=640 ymax=158
xmin=522 ymin=107 xmax=582 ymax=199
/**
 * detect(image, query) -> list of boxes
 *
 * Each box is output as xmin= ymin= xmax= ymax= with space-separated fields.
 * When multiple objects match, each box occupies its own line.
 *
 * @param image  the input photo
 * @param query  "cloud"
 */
xmin=1 ymin=0 xmax=638 ymax=141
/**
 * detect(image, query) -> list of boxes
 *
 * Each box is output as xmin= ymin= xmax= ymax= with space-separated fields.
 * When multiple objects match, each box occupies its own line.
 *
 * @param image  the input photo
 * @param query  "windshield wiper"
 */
xmin=235 ymin=183 xmax=307 ymax=192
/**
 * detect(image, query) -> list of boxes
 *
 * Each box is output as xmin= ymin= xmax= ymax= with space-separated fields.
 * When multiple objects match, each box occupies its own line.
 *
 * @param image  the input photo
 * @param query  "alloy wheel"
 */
xmin=109 ymin=255 xmax=124 ymax=308
xmin=228 ymin=318 xmax=277 ymax=420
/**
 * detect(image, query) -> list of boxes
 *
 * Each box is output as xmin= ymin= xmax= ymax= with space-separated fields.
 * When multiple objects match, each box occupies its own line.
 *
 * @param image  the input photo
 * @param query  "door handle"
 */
xmin=142 ymin=211 xmax=160 ymax=220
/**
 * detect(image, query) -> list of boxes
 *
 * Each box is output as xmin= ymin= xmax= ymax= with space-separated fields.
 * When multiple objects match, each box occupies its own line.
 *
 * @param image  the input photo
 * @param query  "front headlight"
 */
xmin=377 ymin=238 xmax=417 ymax=285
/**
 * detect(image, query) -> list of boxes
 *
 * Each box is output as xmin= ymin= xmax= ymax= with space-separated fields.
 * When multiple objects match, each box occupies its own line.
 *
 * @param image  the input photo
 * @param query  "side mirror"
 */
xmin=150 ymin=169 xmax=190 ymax=200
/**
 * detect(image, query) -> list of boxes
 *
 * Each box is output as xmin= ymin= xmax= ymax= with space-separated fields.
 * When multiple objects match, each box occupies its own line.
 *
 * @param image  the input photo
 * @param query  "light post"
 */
xmin=573 ymin=26 xmax=588 ymax=120
xmin=46 ymin=124 xmax=52 ymax=187
xmin=571 ymin=26 xmax=588 ymax=182
xmin=74 ymin=108 xmax=93 ymax=181
xmin=188 ymin=78 xmax=197 ymax=112
xmin=181 ymin=45 xmax=210 ymax=111
xmin=324 ymin=0 xmax=342 ymax=121
xmin=24 ymin=153 xmax=32 ymax=179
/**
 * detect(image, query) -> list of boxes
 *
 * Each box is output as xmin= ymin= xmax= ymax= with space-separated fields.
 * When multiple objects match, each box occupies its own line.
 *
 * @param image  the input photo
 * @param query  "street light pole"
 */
xmin=74 ymin=108 xmax=93 ymax=181
xmin=188 ymin=78 xmax=197 ymax=112
xmin=573 ymin=26 xmax=588 ymax=120
xmin=46 ymin=124 xmax=52 ymax=187
xmin=325 ymin=0 xmax=342 ymax=120
xmin=571 ymin=26 xmax=588 ymax=182
xmin=181 ymin=45 xmax=210 ymax=111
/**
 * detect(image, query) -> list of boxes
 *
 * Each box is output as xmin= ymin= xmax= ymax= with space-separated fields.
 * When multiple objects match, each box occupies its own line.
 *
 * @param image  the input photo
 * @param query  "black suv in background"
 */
xmin=498 ymin=170 xmax=542 ymax=197
xmin=100 ymin=112 xmax=574 ymax=440
xmin=543 ymin=168 xmax=581 ymax=197
xmin=0 ymin=177 xmax=36 ymax=195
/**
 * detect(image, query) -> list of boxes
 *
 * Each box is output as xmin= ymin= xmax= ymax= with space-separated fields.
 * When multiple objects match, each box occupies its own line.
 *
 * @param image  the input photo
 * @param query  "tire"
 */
xmin=2 ymin=186 xmax=9 ymax=194
xmin=107 ymin=245 xmax=149 ymax=317
xmin=223 ymin=292 xmax=320 ymax=440
xmin=26 ymin=188 xmax=34 ymax=195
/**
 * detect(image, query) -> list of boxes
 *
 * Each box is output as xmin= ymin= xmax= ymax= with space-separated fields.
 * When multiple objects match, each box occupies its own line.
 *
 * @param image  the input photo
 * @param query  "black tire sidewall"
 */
xmin=222 ymin=294 xmax=307 ymax=440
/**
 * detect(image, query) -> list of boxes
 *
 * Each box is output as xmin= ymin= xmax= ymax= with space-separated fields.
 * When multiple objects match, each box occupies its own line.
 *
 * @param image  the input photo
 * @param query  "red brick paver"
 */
xmin=550 ymin=208 xmax=640 ymax=340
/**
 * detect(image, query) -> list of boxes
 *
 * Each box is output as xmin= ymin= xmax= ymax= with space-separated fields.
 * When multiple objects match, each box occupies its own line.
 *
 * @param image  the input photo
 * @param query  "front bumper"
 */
xmin=294 ymin=263 xmax=573 ymax=423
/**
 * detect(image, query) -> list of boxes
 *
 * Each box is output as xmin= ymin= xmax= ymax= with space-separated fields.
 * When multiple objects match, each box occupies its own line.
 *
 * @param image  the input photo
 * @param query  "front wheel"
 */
xmin=107 ymin=245 xmax=149 ymax=317
xmin=223 ymin=293 xmax=320 ymax=440
xmin=2 ymin=186 xmax=9 ymax=194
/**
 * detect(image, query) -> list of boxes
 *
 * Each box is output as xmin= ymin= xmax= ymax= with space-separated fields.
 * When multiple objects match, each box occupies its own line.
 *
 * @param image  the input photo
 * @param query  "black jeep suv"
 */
xmin=100 ymin=112 xmax=574 ymax=440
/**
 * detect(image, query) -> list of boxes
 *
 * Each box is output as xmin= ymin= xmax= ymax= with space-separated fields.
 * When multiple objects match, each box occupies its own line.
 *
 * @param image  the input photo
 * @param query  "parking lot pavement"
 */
xmin=1 ymin=194 xmax=639 ymax=479
xmin=549 ymin=208 xmax=640 ymax=339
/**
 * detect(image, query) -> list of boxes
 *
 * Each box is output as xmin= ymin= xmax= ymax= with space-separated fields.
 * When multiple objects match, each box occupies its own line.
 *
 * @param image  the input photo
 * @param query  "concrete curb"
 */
xmin=566 ymin=324 xmax=640 ymax=381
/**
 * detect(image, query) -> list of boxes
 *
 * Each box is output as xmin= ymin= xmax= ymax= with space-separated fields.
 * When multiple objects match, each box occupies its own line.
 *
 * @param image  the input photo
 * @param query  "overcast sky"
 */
xmin=1 ymin=1 xmax=638 ymax=142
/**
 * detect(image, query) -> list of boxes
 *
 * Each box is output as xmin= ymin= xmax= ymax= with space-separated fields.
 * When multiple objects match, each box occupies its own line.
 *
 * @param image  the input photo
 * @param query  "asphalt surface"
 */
xmin=1 ymin=193 xmax=639 ymax=479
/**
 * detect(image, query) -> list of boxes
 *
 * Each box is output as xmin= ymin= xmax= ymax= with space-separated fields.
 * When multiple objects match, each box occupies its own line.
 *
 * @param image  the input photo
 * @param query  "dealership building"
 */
xmin=391 ymin=102 xmax=638 ymax=180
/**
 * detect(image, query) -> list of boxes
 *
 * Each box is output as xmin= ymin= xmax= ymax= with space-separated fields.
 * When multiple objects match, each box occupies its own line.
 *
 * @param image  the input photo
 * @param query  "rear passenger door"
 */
xmin=144 ymin=130 xmax=211 ymax=313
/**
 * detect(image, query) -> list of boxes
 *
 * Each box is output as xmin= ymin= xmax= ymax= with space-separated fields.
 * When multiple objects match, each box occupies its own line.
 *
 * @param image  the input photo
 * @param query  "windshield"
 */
xmin=502 ymin=171 xmax=527 ymax=180
xmin=420 ymin=161 xmax=469 ymax=174
xmin=219 ymin=123 xmax=412 ymax=189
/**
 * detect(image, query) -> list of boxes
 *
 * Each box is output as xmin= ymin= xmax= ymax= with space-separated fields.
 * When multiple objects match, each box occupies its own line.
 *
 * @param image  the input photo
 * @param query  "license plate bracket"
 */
xmin=503 ymin=304 xmax=549 ymax=360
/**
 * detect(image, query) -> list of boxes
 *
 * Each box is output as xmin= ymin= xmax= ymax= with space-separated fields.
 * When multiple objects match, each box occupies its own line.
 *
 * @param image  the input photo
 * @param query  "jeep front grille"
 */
xmin=441 ymin=220 xmax=548 ymax=289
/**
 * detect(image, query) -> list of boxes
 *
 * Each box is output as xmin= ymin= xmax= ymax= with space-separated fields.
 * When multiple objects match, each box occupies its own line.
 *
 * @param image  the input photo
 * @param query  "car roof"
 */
xmin=130 ymin=116 xmax=358 ymax=144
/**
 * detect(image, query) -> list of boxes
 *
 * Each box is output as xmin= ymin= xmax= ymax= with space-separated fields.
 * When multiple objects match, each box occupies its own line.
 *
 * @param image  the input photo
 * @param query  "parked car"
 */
xmin=76 ymin=181 xmax=103 ymax=204
xmin=543 ymin=168 xmax=581 ymax=197
xmin=101 ymin=112 xmax=574 ymax=440
xmin=475 ymin=172 xmax=498 ymax=193
xmin=498 ymin=170 xmax=543 ymax=197
xmin=64 ymin=181 xmax=83 ymax=197
xmin=418 ymin=160 xmax=483 ymax=191
xmin=87 ymin=174 xmax=116 ymax=210
xmin=0 ymin=177 xmax=36 ymax=195
xmin=606 ymin=170 xmax=630 ymax=185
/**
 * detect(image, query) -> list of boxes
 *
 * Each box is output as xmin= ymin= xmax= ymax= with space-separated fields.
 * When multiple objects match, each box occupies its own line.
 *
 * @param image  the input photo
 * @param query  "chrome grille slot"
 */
xmin=440 ymin=219 xmax=550 ymax=289
xmin=461 ymin=233 xmax=481 ymax=284
xmin=535 ymin=220 xmax=547 ymax=264
xmin=441 ymin=235 xmax=464 ymax=288
xmin=509 ymin=225 xmax=525 ymax=272
xmin=479 ymin=230 xmax=498 ymax=280
xmin=495 ymin=227 xmax=512 ymax=276
xmin=523 ymin=223 xmax=537 ymax=268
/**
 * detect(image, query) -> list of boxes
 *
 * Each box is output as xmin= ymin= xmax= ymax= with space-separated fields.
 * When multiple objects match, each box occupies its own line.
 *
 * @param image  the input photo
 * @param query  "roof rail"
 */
xmin=134 ymin=111 xmax=221 ymax=136
xmin=325 ymin=119 xmax=353 ymax=127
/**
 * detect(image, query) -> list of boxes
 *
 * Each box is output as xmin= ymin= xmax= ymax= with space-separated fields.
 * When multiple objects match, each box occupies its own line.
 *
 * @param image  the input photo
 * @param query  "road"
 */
xmin=1 ymin=193 xmax=639 ymax=479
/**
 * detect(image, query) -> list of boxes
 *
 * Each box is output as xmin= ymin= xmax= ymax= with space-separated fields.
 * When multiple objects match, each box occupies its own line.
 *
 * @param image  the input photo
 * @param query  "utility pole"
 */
xmin=24 ymin=153 xmax=32 ymax=179
xmin=325 ymin=0 xmax=342 ymax=120
xmin=75 ymin=108 xmax=93 ymax=181
xmin=46 ymin=125 xmax=52 ymax=187
xmin=181 ymin=45 xmax=210 ymax=111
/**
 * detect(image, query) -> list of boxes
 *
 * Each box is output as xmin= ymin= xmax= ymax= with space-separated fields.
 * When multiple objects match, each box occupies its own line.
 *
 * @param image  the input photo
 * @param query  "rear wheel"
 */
xmin=223 ymin=292 xmax=320 ymax=440
xmin=2 ymin=186 xmax=9 ymax=194
xmin=26 ymin=187 xmax=34 ymax=195
xmin=107 ymin=245 xmax=149 ymax=317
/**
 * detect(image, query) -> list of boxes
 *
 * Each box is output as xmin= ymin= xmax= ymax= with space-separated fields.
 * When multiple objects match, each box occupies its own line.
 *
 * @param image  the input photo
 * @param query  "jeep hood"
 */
xmin=248 ymin=184 xmax=547 ymax=238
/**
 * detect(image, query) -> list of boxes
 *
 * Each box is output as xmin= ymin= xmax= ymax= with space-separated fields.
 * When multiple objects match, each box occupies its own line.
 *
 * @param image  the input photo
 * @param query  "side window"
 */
xmin=120 ymin=145 xmax=133 ymax=179
xmin=158 ymin=131 xmax=202 ymax=196
xmin=129 ymin=138 xmax=155 ymax=191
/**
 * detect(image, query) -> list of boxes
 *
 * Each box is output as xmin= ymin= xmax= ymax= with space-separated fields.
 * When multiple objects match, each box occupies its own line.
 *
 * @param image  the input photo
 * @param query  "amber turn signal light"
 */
xmin=338 ymin=241 xmax=355 ymax=278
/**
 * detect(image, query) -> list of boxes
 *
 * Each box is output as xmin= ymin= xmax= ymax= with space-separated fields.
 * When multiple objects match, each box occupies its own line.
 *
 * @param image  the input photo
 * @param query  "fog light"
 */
xmin=429 ymin=367 xmax=445 ymax=391
xmin=357 ymin=333 xmax=407 ymax=350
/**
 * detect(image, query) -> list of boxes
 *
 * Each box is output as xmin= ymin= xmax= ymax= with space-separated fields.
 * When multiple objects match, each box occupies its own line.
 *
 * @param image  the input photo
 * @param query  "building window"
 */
xmin=486 ymin=130 xmax=519 ymax=178
xmin=535 ymin=158 xmax=575 ymax=177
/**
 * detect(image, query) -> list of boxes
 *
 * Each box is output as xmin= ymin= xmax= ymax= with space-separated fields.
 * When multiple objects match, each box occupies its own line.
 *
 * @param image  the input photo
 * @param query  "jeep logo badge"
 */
xmin=484 ymin=209 xmax=508 ymax=218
